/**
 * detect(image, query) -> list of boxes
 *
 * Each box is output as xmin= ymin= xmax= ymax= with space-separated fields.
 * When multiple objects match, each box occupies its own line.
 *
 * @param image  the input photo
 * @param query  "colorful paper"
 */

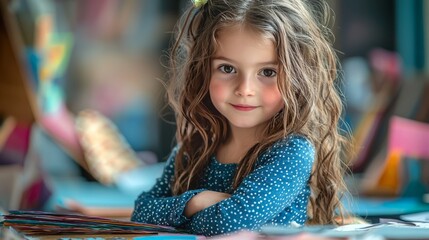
xmin=1 ymin=211 xmax=184 ymax=236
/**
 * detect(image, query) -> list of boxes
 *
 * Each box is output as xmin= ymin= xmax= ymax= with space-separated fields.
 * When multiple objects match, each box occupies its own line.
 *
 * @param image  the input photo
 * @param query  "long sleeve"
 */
xmin=131 ymin=147 xmax=205 ymax=227
xmin=187 ymin=136 xmax=315 ymax=236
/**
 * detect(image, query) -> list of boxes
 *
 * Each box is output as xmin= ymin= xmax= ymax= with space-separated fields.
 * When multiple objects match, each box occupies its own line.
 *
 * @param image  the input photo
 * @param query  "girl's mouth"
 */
xmin=231 ymin=104 xmax=257 ymax=111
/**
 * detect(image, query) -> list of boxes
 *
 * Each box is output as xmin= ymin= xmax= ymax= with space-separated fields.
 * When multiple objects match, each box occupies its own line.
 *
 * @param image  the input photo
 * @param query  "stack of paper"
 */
xmin=1 ymin=210 xmax=182 ymax=236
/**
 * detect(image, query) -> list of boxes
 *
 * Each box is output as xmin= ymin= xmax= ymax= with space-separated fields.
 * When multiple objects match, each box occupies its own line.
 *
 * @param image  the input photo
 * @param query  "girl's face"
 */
xmin=209 ymin=25 xmax=285 ymax=133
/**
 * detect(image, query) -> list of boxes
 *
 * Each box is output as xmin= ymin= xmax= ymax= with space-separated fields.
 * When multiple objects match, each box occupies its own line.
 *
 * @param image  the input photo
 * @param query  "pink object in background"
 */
xmin=1 ymin=120 xmax=31 ymax=162
xmin=369 ymin=48 xmax=402 ymax=83
xmin=39 ymin=103 xmax=85 ymax=166
xmin=388 ymin=116 xmax=429 ymax=159
xmin=0 ymin=117 xmax=30 ymax=166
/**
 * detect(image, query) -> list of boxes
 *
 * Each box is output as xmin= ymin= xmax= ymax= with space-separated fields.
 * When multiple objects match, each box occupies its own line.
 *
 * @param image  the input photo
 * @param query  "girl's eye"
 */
xmin=260 ymin=69 xmax=277 ymax=77
xmin=219 ymin=65 xmax=236 ymax=74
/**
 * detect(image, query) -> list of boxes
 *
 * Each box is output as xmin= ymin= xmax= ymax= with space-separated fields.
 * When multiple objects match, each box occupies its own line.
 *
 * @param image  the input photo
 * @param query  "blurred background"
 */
xmin=1 ymin=0 xmax=429 ymax=221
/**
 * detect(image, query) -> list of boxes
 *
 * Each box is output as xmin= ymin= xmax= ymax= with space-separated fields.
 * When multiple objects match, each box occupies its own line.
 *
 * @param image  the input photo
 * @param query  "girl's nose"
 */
xmin=235 ymin=74 xmax=255 ymax=96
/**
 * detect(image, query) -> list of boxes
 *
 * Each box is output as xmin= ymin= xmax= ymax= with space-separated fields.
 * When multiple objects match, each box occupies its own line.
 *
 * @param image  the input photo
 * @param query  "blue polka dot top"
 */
xmin=131 ymin=134 xmax=315 ymax=236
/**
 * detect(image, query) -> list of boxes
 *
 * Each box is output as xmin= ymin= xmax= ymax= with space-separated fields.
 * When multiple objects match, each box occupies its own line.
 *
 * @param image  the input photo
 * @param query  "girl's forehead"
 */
xmin=214 ymin=24 xmax=275 ymax=48
xmin=213 ymin=24 xmax=277 ymax=64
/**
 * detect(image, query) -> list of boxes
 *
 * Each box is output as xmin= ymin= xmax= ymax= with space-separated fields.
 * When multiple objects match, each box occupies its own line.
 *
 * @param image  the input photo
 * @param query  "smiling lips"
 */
xmin=231 ymin=104 xmax=257 ymax=111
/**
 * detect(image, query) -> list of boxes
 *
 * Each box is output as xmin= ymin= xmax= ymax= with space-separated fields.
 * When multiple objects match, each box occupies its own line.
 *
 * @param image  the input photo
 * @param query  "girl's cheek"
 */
xmin=209 ymin=80 xmax=227 ymax=99
xmin=262 ymin=88 xmax=284 ymax=107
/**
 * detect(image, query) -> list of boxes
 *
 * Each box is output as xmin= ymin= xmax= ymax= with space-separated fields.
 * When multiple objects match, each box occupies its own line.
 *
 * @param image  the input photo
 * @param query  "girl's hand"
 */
xmin=185 ymin=191 xmax=231 ymax=218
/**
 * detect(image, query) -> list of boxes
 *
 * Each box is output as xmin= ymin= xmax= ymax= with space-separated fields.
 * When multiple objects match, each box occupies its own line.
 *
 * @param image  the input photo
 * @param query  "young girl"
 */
xmin=132 ymin=0 xmax=349 ymax=236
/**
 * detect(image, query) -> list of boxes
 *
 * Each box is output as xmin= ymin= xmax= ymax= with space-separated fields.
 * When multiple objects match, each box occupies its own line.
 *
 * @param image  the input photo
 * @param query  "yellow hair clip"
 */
xmin=193 ymin=0 xmax=208 ymax=8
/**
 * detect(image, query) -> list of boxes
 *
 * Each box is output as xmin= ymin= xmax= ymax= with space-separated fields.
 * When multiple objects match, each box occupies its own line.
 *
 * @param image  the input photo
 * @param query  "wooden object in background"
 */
xmin=0 ymin=0 xmax=37 ymax=124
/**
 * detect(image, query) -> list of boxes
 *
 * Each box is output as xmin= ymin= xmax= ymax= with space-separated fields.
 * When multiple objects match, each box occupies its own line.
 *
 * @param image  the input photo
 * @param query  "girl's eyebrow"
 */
xmin=212 ymin=56 xmax=278 ymax=66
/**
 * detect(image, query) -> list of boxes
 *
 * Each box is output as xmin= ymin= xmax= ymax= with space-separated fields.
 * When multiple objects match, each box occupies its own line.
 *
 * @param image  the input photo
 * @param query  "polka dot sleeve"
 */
xmin=187 ymin=136 xmax=315 ymax=236
xmin=131 ymin=147 xmax=206 ymax=226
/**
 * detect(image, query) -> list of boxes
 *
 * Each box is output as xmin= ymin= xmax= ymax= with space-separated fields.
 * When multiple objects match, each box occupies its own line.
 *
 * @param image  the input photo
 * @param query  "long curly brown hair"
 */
xmin=167 ymin=0 xmax=351 ymax=225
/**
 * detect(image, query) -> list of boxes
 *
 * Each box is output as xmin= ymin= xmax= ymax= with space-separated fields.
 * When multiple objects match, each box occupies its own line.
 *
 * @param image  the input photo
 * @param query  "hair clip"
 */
xmin=193 ymin=0 xmax=208 ymax=8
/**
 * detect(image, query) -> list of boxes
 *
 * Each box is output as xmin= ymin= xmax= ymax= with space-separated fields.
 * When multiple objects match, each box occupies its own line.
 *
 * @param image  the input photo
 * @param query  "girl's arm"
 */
xmin=184 ymin=190 xmax=231 ymax=217
xmin=131 ymin=147 xmax=206 ymax=227
xmin=187 ymin=136 xmax=315 ymax=236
